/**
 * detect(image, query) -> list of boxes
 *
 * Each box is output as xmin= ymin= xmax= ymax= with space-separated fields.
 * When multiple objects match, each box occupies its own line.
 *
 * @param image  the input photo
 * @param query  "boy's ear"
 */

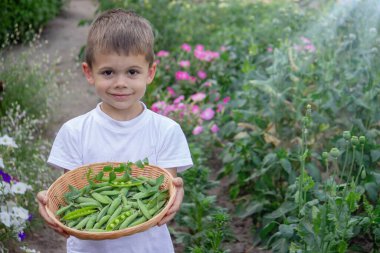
xmin=82 ymin=62 xmax=95 ymax=85
xmin=146 ymin=62 xmax=157 ymax=85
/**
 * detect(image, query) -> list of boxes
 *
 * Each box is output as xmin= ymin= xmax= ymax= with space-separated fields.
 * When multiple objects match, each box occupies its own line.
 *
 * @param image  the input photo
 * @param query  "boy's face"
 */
xmin=82 ymin=52 xmax=156 ymax=120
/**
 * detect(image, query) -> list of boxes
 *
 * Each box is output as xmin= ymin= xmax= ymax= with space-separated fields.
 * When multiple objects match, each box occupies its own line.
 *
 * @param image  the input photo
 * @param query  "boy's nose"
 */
xmin=114 ymin=76 xmax=128 ymax=88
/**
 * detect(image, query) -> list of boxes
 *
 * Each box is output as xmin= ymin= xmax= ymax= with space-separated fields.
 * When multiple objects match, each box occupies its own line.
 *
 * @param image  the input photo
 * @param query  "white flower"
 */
xmin=11 ymin=182 xmax=32 ymax=194
xmin=11 ymin=206 xmax=29 ymax=220
xmin=19 ymin=246 xmax=41 ymax=253
xmin=0 ymin=135 xmax=18 ymax=148
xmin=0 ymin=211 xmax=11 ymax=227
xmin=0 ymin=157 xmax=4 ymax=168
xmin=0 ymin=181 xmax=11 ymax=194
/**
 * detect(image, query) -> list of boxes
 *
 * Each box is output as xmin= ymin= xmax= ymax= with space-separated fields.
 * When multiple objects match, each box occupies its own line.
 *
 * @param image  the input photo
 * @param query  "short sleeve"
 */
xmin=156 ymin=124 xmax=193 ymax=172
xmin=47 ymin=123 xmax=82 ymax=170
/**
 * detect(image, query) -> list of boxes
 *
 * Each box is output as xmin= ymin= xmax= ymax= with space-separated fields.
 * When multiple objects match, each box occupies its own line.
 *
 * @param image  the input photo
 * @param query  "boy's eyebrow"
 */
xmin=97 ymin=65 xmax=144 ymax=71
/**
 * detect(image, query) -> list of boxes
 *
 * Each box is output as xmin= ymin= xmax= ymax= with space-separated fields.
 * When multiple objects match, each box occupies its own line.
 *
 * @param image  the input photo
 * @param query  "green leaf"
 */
xmin=95 ymin=171 xmax=104 ymax=181
xmin=279 ymin=224 xmax=294 ymax=239
xmin=143 ymin=157 xmax=149 ymax=165
xmin=236 ymin=201 xmax=263 ymax=218
xmin=109 ymin=171 xmax=116 ymax=182
xmin=264 ymin=202 xmax=297 ymax=220
xmin=260 ymin=221 xmax=277 ymax=239
xmin=103 ymin=165 xmax=113 ymax=172
xmin=280 ymin=158 xmax=292 ymax=174
xmin=371 ymin=150 xmax=380 ymax=162
xmin=337 ymin=240 xmax=348 ymax=253
xmin=135 ymin=160 xmax=144 ymax=168
xmin=114 ymin=166 xmax=124 ymax=173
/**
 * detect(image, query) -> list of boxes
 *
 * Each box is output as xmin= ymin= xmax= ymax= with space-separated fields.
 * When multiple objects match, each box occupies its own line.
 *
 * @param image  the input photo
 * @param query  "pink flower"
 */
xmin=190 ymin=92 xmax=206 ymax=102
xmin=300 ymin=36 xmax=311 ymax=44
xmin=210 ymin=124 xmax=219 ymax=133
xmin=220 ymin=46 xmax=227 ymax=52
xmin=151 ymin=101 xmax=167 ymax=113
xmin=223 ymin=96 xmax=230 ymax=104
xmin=304 ymin=44 xmax=316 ymax=53
xmin=192 ymin=125 xmax=203 ymax=135
xmin=167 ymin=87 xmax=176 ymax=97
xmin=175 ymin=71 xmax=190 ymax=81
xmin=174 ymin=95 xmax=185 ymax=104
xmin=197 ymin=70 xmax=207 ymax=80
xmin=157 ymin=50 xmax=169 ymax=57
xmin=203 ymin=81 xmax=212 ymax=87
xmin=216 ymin=103 xmax=224 ymax=113
xmin=200 ymin=108 xmax=215 ymax=120
xmin=189 ymin=76 xmax=197 ymax=84
xmin=181 ymin=43 xmax=192 ymax=52
xmin=195 ymin=44 xmax=204 ymax=52
xmin=179 ymin=60 xmax=190 ymax=68
xmin=267 ymin=47 xmax=273 ymax=52
xmin=191 ymin=105 xmax=200 ymax=114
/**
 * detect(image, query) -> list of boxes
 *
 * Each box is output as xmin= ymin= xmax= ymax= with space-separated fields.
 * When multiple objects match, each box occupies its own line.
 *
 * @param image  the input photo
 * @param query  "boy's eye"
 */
xmin=102 ymin=70 xmax=113 ymax=76
xmin=128 ymin=69 xmax=139 ymax=76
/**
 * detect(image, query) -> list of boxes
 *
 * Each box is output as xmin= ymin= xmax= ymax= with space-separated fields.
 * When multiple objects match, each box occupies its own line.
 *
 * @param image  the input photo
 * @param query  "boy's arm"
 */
xmin=36 ymin=164 xmax=70 ymax=238
xmin=157 ymin=167 xmax=184 ymax=226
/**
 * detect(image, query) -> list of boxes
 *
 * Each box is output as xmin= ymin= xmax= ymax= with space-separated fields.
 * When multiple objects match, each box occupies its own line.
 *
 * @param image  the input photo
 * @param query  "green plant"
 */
xmin=0 ymin=0 xmax=63 ymax=46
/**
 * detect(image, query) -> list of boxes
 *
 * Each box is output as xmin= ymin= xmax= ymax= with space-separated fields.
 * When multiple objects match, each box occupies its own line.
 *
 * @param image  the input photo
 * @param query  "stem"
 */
xmin=340 ymin=141 xmax=350 ymax=182
xmin=347 ymin=146 xmax=356 ymax=185
xmin=355 ymin=145 xmax=365 ymax=185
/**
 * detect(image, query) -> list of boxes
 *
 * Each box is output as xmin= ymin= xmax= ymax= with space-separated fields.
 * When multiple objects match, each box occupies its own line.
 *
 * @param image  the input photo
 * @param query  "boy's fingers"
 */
xmin=157 ymin=212 xmax=176 ymax=226
xmin=36 ymin=190 xmax=48 ymax=204
xmin=172 ymin=177 xmax=183 ymax=187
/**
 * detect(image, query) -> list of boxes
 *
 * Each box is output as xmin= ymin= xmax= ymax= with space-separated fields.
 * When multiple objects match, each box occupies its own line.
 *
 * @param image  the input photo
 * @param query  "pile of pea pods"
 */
xmin=55 ymin=174 xmax=169 ymax=232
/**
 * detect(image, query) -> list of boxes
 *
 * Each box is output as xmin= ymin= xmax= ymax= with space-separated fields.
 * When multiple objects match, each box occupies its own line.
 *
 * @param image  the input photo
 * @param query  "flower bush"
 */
xmin=0 ymin=135 xmax=33 ymax=246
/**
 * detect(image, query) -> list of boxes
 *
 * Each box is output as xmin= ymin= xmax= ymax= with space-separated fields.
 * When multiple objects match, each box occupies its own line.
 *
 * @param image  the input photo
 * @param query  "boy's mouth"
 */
xmin=109 ymin=93 xmax=132 ymax=100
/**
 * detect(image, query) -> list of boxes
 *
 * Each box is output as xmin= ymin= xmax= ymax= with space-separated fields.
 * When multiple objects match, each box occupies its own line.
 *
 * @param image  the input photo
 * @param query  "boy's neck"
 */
xmin=99 ymin=102 xmax=144 ymax=121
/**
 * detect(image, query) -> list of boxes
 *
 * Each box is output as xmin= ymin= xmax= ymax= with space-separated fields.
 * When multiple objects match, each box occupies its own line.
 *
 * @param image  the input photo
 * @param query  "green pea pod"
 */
xmin=98 ymin=190 xmax=120 ymax=196
xmin=87 ymin=228 xmax=106 ymax=232
xmin=106 ymin=210 xmax=132 ymax=231
xmin=92 ymin=185 xmax=113 ymax=193
xmin=55 ymin=203 xmax=73 ymax=217
xmin=149 ymin=200 xmax=167 ymax=217
xmin=132 ymin=190 xmax=156 ymax=200
xmin=129 ymin=215 xmax=147 ymax=227
xmin=78 ymin=202 xmax=101 ymax=209
xmin=91 ymin=192 xmax=112 ymax=205
xmin=63 ymin=207 xmax=97 ymax=220
xmin=85 ymin=214 xmax=98 ymax=230
xmin=66 ymin=218 xmax=81 ymax=228
xmin=74 ymin=215 xmax=92 ymax=230
xmin=121 ymin=204 xmax=132 ymax=212
xmin=119 ymin=211 xmax=139 ymax=229
xmin=106 ymin=206 xmax=122 ymax=227
xmin=93 ymin=215 xmax=111 ymax=229
xmin=97 ymin=204 xmax=110 ymax=222
xmin=111 ymin=181 xmax=142 ymax=188
xmin=137 ymin=199 xmax=152 ymax=219
xmin=107 ymin=195 xmax=122 ymax=215
xmin=76 ymin=197 xmax=101 ymax=205
xmin=137 ymin=176 xmax=156 ymax=186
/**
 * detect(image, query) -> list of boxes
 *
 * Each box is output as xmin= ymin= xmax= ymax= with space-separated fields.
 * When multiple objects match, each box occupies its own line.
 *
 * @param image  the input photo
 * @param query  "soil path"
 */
xmin=11 ymin=0 xmax=98 ymax=252
xmin=41 ymin=0 xmax=99 ymax=139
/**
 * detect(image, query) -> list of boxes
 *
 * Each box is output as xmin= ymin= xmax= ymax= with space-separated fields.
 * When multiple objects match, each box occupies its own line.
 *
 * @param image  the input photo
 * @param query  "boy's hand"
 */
xmin=157 ymin=177 xmax=184 ymax=226
xmin=36 ymin=190 xmax=69 ymax=238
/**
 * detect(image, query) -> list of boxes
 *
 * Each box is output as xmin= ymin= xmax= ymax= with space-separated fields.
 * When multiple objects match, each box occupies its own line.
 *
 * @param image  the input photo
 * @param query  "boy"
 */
xmin=37 ymin=9 xmax=193 ymax=253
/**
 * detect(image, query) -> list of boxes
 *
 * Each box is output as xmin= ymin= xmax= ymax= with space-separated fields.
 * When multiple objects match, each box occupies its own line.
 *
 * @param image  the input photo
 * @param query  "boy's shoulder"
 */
xmin=60 ymin=109 xmax=94 ymax=131
xmin=146 ymin=109 xmax=179 ymax=126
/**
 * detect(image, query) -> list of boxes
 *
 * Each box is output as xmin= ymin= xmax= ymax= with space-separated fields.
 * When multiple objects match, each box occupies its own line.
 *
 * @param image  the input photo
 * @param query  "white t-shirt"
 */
xmin=48 ymin=102 xmax=193 ymax=253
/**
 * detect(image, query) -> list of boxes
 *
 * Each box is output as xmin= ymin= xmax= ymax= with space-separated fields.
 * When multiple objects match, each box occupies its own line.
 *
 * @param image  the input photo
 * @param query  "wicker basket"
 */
xmin=45 ymin=162 xmax=176 ymax=240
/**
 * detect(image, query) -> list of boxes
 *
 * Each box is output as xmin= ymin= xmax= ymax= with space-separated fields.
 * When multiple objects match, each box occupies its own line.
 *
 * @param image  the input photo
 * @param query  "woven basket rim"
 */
xmin=45 ymin=162 xmax=176 ymax=240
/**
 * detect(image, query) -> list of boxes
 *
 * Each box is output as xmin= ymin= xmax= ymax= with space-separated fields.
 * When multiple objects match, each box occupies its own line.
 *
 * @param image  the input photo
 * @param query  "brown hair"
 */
xmin=85 ymin=9 xmax=155 ymax=67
